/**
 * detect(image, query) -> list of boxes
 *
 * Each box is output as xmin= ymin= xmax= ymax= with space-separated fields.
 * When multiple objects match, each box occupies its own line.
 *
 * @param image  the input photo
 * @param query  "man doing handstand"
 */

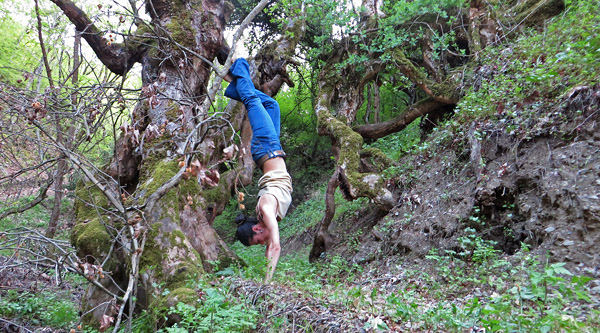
xmin=224 ymin=58 xmax=292 ymax=282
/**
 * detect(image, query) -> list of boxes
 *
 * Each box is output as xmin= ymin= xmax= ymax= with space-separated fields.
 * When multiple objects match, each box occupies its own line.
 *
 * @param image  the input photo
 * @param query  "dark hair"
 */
xmin=235 ymin=214 xmax=258 ymax=246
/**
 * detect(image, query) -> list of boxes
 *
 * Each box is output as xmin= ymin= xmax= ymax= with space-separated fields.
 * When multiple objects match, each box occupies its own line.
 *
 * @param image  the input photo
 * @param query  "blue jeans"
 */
xmin=225 ymin=58 xmax=283 ymax=163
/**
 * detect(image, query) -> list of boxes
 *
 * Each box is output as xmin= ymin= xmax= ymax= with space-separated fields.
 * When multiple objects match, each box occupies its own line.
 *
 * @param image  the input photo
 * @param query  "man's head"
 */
xmin=235 ymin=214 xmax=259 ymax=246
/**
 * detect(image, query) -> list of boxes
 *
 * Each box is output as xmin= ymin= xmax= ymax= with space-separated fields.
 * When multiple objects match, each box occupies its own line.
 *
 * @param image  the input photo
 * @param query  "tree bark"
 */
xmin=46 ymin=159 xmax=66 ymax=238
xmin=373 ymin=81 xmax=380 ymax=124
xmin=309 ymin=169 xmax=339 ymax=262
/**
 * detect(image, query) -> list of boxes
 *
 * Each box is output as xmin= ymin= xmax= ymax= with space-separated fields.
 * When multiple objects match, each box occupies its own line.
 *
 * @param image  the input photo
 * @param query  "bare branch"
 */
xmin=354 ymin=99 xmax=451 ymax=139
xmin=0 ymin=178 xmax=53 ymax=221
xmin=0 ymin=318 xmax=33 ymax=333
xmin=31 ymin=119 xmax=125 ymax=214
xmin=49 ymin=0 xmax=144 ymax=75
xmin=0 ymin=227 xmax=125 ymax=302
xmin=34 ymin=0 xmax=55 ymax=88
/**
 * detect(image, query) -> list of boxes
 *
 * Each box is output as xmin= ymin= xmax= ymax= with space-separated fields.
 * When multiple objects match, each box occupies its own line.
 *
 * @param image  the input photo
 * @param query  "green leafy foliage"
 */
xmin=365 ymin=118 xmax=421 ymax=161
xmin=474 ymin=260 xmax=592 ymax=332
xmin=0 ymin=290 xmax=78 ymax=329
xmin=0 ymin=7 xmax=40 ymax=85
xmin=453 ymin=0 xmax=600 ymax=135
xmin=163 ymin=288 xmax=258 ymax=333
xmin=392 ymin=241 xmax=595 ymax=332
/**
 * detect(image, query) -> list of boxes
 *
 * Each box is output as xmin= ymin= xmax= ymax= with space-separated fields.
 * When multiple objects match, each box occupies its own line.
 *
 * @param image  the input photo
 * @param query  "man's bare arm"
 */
xmin=259 ymin=194 xmax=280 ymax=282
xmin=265 ymin=233 xmax=280 ymax=282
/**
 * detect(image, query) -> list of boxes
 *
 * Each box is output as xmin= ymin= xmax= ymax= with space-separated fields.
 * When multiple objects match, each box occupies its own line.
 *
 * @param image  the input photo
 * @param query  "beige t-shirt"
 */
xmin=257 ymin=170 xmax=293 ymax=220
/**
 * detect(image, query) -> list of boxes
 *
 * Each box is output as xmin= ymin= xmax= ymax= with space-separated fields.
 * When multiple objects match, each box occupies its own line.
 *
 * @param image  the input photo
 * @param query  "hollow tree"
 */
xmin=49 ymin=0 xmax=304 ymax=328
xmin=308 ymin=0 xmax=565 ymax=261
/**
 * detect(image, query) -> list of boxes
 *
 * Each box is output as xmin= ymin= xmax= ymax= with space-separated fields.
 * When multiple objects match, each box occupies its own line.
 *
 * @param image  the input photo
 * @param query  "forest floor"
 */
xmin=0 ymin=255 xmax=85 ymax=333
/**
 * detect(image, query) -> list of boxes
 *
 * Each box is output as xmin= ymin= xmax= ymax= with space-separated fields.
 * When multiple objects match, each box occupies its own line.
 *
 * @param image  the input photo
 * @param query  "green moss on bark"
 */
xmin=166 ymin=17 xmax=194 ymax=49
xmin=140 ymin=225 xmax=204 ymax=281
xmin=324 ymin=113 xmax=363 ymax=171
xmin=165 ymin=287 xmax=197 ymax=305
xmin=165 ymin=102 xmax=180 ymax=120
xmin=71 ymin=218 xmax=112 ymax=258
xmin=139 ymin=223 xmax=163 ymax=272
xmin=360 ymin=147 xmax=393 ymax=172
xmin=139 ymin=159 xmax=179 ymax=210
xmin=74 ymin=182 xmax=109 ymax=221
xmin=127 ymin=24 xmax=156 ymax=55
xmin=202 ymin=178 xmax=230 ymax=207
xmin=141 ymin=223 xmax=204 ymax=311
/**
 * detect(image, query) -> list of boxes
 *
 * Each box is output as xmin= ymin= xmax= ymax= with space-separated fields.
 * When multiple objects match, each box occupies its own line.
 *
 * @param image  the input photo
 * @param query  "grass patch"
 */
xmin=0 ymin=196 xmax=51 ymax=230
xmin=0 ymin=289 xmax=79 ymax=330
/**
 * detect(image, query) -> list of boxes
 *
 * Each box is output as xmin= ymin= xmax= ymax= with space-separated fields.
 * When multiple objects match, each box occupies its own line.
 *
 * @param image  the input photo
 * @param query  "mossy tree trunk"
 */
xmin=52 ymin=0 xmax=304 ymax=328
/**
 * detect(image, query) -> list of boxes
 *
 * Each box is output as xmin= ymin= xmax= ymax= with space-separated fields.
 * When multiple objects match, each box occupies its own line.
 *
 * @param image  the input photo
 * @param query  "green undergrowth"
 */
xmin=0 ymin=287 xmax=80 ymax=330
xmin=155 ymin=235 xmax=597 ymax=332
xmin=57 ymin=219 xmax=594 ymax=332
xmin=452 ymin=0 xmax=599 ymax=137
xmin=456 ymin=0 xmax=599 ymax=121
xmin=217 ymin=177 xmax=597 ymax=331
xmin=392 ymin=241 xmax=598 ymax=332
xmin=0 ymin=196 xmax=52 ymax=230
xmin=0 ymin=196 xmax=73 ymax=243
xmin=159 ymin=276 xmax=259 ymax=333
xmin=4 ymin=189 xmax=595 ymax=332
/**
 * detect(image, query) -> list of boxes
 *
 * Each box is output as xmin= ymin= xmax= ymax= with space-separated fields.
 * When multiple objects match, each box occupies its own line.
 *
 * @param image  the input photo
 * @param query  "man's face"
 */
xmin=250 ymin=225 xmax=269 ymax=245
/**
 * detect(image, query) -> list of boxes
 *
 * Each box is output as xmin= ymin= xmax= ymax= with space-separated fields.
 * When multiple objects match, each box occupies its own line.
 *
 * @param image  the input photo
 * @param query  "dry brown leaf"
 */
xmin=222 ymin=144 xmax=238 ymax=160
xmin=190 ymin=160 xmax=202 ymax=177
xmin=98 ymin=314 xmax=114 ymax=332
xmin=200 ymin=169 xmax=220 ymax=187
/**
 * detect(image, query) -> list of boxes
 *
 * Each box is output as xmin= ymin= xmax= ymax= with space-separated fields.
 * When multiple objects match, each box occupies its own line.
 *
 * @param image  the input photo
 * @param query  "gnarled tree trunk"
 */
xmin=52 ymin=0 xmax=304 ymax=328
